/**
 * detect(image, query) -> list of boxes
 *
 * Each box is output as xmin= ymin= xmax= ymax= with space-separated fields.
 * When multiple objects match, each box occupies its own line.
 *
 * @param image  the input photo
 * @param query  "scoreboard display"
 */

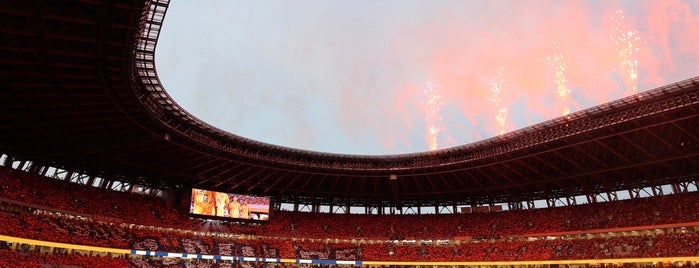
xmin=189 ymin=188 xmax=270 ymax=221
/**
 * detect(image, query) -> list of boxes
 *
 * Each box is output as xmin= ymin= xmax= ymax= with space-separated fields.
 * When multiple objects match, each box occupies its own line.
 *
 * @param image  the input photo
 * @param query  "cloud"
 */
xmin=157 ymin=0 xmax=699 ymax=154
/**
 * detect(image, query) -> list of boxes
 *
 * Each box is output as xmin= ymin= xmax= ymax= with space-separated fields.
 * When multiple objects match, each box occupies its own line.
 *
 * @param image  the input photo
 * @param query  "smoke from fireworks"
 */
xmin=610 ymin=9 xmax=642 ymax=94
xmin=162 ymin=1 xmax=699 ymax=154
xmin=422 ymin=82 xmax=444 ymax=150
xmin=546 ymin=40 xmax=572 ymax=116
xmin=489 ymin=68 xmax=508 ymax=135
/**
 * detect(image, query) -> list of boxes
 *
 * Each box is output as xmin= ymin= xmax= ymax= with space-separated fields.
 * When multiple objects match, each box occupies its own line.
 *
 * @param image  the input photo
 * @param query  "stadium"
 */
xmin=0 ymin=0 xmax=698 ymax=267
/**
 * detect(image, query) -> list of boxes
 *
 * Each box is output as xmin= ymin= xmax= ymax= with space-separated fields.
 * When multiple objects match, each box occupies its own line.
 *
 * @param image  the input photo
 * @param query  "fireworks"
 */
xmin=546 ymin=40 xmax=572 ymax=116
xmin=610 ymin=9 xmax=641 ymax=94
xmin=422 ymin=82 xmax=444 ymax=150
xmin=489 ymin=68 xmax=508 ymax=135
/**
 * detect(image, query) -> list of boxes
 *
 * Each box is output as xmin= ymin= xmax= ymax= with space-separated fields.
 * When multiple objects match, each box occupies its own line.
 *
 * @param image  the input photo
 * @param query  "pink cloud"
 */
xmin=163 ymin=0 xmax=699 ymax=154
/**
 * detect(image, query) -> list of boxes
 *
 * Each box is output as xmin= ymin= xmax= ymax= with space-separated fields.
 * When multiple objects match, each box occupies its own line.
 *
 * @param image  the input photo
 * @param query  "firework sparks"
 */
xmin=422 ymin=82 xmax=444 ymax=150
xmin=610 ymin=9 xmax=641 ymax=94
xmin=546 ymin=40 xmax=572 ymax=116
xmin=489 ymin=68 xmax=508 ymax=135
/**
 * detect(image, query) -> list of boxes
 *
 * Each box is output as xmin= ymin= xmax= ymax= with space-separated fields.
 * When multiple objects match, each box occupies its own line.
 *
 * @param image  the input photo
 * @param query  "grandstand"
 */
xmin=0 ymin=0 xmax=698 ymax=267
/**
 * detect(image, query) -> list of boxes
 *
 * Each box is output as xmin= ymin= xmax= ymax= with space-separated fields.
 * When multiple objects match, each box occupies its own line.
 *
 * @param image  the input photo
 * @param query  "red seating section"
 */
xmin=1 ymin=166 xmax=698 ymax=263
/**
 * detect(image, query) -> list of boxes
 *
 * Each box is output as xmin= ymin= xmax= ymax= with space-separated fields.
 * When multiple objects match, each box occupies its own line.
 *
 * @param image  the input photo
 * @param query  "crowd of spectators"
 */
xmin=644 ymin=232 xmax=699 ymax=257
xmin=2 ymin=166 xmax=699 ymax=241
xmin=266 ymin=193 xmax=699 ymax=240
xmin=0 ymin=249 xmax=301 ymax=268
xmin=0 ymin=167 xmax=195 ymax=228
xmin=0 ymin=210 xmax=131 ymax=248
xmin=0 ymin=249 xmax=130 ymax=267
xmin=1 ymin=166 xmax=698 ymax=263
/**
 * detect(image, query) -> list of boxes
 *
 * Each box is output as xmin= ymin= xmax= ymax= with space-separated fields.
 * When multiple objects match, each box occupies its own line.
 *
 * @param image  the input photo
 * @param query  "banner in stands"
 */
xmin=189 ymin=188 xmax=270 ymax=221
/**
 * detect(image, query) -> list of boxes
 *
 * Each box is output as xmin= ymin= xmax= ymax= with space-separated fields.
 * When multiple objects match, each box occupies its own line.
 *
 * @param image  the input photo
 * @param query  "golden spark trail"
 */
xmin=610 ymin=9 xmax=641 ymax=94
xmin=422 ymin=82 xmax=444 ymax=150
xmin=489 ymin=68 xmax=508 ymax=135
xmin=546 ymin=40 xmax=572 ymax=116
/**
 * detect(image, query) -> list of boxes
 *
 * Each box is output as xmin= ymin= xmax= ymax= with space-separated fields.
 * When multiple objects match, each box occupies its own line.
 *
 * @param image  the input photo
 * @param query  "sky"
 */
xmin=156 ymin=0 xmax=699 ymax=155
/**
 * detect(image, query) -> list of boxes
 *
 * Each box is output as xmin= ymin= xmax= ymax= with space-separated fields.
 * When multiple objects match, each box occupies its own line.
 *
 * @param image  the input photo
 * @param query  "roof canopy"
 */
xmin=0 ymin=0 xmax=697 ymax=207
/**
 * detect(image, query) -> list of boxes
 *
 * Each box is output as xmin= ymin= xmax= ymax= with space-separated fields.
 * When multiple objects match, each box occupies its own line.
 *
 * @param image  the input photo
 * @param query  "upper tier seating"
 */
xmin=1 ymin=166 xmax=698 ymax=262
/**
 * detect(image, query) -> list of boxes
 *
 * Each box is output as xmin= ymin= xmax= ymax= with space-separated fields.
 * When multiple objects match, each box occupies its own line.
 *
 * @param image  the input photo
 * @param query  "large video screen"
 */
xmin=189 ymin=188 xmax=270 ymax=221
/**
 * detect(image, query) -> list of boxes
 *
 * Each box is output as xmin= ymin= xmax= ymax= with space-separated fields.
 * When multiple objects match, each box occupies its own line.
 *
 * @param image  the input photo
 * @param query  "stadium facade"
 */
xmin=0 ymin=0 xmax=698 ymax=267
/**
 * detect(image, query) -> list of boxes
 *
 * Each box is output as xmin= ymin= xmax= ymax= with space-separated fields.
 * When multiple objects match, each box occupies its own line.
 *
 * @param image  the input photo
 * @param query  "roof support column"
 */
xmin=508 ymin=201 xmax=522 ymax=210
xmin=526 ymin=200 xmax=535 ymax=209
xmin=628 ymin=188 xmax=641 ymax=199
xmin=312 ymin=198 xmax=319 ymax=213
xmin=17 ymin=160 xmax=26 ymax=170
xmin=2 ymin=154 xmax=12 ymax=167
xmin=586 ymin=193 xmax=597 ymax=204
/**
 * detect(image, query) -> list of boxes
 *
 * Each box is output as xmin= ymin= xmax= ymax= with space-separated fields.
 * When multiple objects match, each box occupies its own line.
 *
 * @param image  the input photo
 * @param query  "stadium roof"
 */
xmin=0 ymin=0 xmax=697 ymax=207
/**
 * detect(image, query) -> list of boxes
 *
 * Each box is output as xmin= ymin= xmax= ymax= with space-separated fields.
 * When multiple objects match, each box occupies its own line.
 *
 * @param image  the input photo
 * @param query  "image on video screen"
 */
xmin=190 ymin=188 xmax=270 ymax=221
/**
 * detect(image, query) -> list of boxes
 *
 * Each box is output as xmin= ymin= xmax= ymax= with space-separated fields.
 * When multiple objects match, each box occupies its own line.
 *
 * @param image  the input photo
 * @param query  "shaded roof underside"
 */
xmin=0 ymin=0 xmax=697 ymax=206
